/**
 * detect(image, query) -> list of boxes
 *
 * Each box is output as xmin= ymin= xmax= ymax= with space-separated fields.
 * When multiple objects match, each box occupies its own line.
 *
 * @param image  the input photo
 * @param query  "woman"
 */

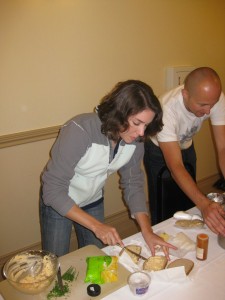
xmin=40 ymin=79 xmax=176 ymax=258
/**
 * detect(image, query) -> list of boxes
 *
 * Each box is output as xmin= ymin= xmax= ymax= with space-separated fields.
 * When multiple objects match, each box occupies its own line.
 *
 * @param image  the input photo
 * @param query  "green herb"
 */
xmin=47 ymin=266 xmax=78 ymax=299
xmin=47 ymin=281 xmax=69 ymax=299
xmin=62 ymin=266 xmax=77 ymax=282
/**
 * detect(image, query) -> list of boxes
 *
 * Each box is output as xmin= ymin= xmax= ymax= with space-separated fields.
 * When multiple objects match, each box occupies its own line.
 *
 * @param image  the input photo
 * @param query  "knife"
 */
xmin=57 ymin=265 xmax=64 ymax=291
xmin=119 ymin=245 xmax=147 ymax=260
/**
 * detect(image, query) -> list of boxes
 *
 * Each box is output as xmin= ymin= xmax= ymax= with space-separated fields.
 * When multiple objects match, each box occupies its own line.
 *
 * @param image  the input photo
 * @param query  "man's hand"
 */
xmin=201 ymin=200 xmax=225 ymax=236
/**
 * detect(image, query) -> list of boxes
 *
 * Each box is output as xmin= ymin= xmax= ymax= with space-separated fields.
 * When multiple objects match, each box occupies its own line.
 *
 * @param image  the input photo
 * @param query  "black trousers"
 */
xmin=144 ymin=140 xmax=196 ymax=225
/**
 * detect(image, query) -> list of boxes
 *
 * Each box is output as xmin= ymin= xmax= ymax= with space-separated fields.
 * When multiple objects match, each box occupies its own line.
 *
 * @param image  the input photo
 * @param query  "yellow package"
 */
xmin=85 ymin=256 xmax=118 ymax=284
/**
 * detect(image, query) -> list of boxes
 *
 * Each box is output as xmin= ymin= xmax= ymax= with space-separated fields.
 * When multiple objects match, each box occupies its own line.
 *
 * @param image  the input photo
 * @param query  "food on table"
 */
xmin=47 ymin=266 xmax=78 ymax=299
xmin=119 ymin=245 xmax=142 ymax=264
xmin=3 ymin=250 xmax=59 ymax=295
xmin=173 ymin=211 xmax=192 ymax=220
xmin=158 ymin=232 xmax=170 ymax=242
xmin=173 ymin=211 xmax=203 ymax=221
xmin=167 ymin=258 xmax=194 ymax=275
xmin=175 ymin=219 xmax=204 ymax=229
xmin=85 ymin=256 xmax=118 ymax=284
xmin=143 ymin=255 xmax=168 ymax=271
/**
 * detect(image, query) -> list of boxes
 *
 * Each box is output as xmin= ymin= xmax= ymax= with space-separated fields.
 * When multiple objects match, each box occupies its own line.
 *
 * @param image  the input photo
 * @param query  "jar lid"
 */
xmin=87 ymin=284 xmax=101 ymax=297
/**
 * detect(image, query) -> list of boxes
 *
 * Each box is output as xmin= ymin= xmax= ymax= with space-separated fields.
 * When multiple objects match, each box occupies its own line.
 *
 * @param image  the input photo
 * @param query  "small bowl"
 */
xmin=3 ymin=250 xmax=59 ymax=295
xmin=128 ymin=271 xmax=151 ymax=296
xmin=207 ymin=192 xmax=224 ymax=204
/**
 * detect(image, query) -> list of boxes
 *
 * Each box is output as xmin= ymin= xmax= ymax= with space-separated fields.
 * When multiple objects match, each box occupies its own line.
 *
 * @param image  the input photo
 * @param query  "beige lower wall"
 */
xmin=0 ymin=121 xmax=220 ymax=259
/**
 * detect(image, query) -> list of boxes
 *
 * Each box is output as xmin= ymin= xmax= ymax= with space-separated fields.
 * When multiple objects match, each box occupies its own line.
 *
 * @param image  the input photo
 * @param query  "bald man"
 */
xmin=144 ymin=67 xmax=225 ymax=236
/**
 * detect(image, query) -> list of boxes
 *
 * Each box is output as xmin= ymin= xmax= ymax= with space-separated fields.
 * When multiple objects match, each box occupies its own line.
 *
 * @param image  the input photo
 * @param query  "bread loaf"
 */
xmin=167 ymin=258 xmax=194 ymax=275
xmin=175 ymin=219 xmax=204 ymax=229
xmin=119 ymin=245 xmax=142 ymax=264
xmin=143 ymin=255 xmax=167 ymax=271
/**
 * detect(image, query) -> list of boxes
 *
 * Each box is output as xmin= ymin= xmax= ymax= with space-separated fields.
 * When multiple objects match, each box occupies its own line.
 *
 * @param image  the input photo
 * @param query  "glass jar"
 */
xmin=196 ymin=233 xmax=209 ymax=260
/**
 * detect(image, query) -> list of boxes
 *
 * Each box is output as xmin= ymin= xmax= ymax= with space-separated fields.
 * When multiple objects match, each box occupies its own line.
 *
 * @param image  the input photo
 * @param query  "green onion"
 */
xmin=47 ymin=266 xmax=78 ymax=299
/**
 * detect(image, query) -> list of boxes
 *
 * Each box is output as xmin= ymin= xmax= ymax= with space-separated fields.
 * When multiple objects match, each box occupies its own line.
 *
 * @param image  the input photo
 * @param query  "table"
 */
xmin=102 ymin=207 xmax=225 ymax=300
xmin=1 ymin=207 xmax=225 ymax=299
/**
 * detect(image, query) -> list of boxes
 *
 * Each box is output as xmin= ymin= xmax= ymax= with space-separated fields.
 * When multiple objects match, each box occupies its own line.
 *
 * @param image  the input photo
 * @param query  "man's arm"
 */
xmin=158 ymin=141 xmax=225 ymax=236
xmin=211 ymin=125 xmax=225 ymax=178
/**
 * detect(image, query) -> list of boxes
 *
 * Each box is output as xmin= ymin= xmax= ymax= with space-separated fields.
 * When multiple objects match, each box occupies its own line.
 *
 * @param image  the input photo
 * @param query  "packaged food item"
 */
xmin=168 ymin=232 xmax=196 ymax=258
xmin=128 ymin=271 xmax=151 ymax=296
xmin=85 ymin=256 xmax=118 ymax=284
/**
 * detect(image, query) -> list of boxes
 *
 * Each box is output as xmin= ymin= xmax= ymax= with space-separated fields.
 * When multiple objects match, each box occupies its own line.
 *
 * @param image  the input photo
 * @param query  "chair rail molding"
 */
xmin=0 ymin=126 xmax=61 ymax=149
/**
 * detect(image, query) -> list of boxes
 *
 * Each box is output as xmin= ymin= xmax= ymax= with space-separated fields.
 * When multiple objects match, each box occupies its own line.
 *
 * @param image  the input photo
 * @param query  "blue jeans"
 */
xmin=40 ymin=197 xmax=104 ymax=257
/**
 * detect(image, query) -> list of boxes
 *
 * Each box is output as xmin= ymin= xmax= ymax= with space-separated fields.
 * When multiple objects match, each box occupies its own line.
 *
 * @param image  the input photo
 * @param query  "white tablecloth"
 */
xmin=102 ymin=207 xmax=225 ymax=300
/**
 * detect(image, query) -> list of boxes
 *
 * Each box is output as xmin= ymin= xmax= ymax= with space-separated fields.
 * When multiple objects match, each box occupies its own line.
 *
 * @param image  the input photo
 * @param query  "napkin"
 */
xmin=148 ymin=266 xmax=189 ymax=283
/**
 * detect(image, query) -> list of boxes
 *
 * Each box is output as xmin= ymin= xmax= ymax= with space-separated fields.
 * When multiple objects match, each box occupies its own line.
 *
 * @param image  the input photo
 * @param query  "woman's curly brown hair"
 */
xmin=97 ymin=80 xmax=163 ymax=141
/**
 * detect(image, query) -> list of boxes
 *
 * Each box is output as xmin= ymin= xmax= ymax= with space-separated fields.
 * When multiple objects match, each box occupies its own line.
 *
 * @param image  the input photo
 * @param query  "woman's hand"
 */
xmin=66 ymin=204 xmax=124 ymax=247
xmin=92 ymin=223 xmax=124 ymax=247
xmin=142 ymin=230 xmax=177 ymax=260
xmin=135 ymin=212 xmax=177 ymax=260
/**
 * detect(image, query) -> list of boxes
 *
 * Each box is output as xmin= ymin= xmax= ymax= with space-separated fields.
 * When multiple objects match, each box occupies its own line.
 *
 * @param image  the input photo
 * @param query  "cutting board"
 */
xmin=60 ymin=245 xmax=131 ymax=299
xmin=0 ymin=245 xmax=131 ymax=300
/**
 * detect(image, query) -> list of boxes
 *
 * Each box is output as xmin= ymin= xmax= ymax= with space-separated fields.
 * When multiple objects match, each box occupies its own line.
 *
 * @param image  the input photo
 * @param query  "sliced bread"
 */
xmin=119 ymin=245 xmax=142 ymax=264
xmin=167 ymin=258 xmax=194 ymax=275
xmin=143 ymin=255 xmax=168 ymax=271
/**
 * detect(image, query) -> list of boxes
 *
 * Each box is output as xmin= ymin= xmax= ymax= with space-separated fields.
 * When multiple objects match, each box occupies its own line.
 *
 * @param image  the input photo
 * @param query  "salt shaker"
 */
xmin=196 ymin=233 xmax=209 ymax=260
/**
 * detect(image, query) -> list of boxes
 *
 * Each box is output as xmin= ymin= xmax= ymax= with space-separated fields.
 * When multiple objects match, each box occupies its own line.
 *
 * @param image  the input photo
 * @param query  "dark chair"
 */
xmin=156 ymin=163 xmax=195 ymax=223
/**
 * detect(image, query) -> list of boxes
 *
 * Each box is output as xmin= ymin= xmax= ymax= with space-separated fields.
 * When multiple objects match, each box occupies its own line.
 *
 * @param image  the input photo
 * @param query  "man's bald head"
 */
xmin=182 ymin=67 xmax=222 ymax=117
xmin=184 ymin=67 xmax=222 ymax=97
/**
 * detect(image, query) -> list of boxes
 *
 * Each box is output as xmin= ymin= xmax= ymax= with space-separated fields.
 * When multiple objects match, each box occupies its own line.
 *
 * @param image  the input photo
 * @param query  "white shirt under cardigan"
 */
xmin=151 ymin=85 xmax=225 ymax=150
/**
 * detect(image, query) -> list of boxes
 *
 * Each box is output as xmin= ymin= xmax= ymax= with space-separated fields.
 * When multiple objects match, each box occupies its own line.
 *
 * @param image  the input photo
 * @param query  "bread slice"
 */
xmin=143 ymin=255 xmax=168 ymax=271
xmin=119 ymin=245 xmax=142 ymax=264
xmin=167 ymin=258 xmax=194 ymax=275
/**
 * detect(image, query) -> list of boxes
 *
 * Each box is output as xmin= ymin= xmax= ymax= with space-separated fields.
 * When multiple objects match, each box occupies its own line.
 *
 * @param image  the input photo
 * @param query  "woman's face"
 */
xmin=119 ymin=109 xmax=155 ymax=143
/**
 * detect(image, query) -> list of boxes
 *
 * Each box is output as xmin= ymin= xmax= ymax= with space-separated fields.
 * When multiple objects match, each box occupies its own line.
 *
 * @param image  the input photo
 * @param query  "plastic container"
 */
xmin=128 ymin=271 xmax=151 ymax=296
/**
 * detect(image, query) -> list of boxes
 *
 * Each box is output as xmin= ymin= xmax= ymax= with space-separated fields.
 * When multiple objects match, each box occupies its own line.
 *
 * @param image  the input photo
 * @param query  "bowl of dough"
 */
xmin=3 ymin=250 xmax=59 ymax=295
